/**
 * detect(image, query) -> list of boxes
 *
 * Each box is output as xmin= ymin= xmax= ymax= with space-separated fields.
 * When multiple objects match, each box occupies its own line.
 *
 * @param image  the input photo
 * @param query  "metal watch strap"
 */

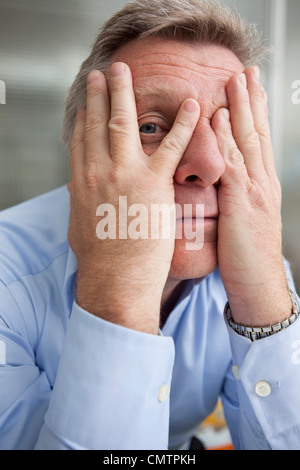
xmin=225 ymin=289 xmax=299 ymax=342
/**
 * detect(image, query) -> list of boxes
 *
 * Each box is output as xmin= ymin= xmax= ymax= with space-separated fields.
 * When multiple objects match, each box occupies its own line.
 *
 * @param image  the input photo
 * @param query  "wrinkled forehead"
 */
xmin=112 ymin=37 xmax=244 ymax=114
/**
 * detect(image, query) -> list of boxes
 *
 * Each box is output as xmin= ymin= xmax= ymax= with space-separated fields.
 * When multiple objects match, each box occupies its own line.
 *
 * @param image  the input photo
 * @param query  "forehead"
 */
xmin=112 ymin=37 xmax=244 ymax=114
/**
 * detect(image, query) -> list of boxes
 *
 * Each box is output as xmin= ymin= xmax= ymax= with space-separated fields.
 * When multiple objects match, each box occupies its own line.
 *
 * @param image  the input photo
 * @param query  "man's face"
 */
xmin=112 ymin=38 xmax=244 ymax=281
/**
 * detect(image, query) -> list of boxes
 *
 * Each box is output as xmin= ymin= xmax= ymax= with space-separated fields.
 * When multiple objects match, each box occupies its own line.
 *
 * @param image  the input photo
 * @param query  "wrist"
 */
xmin=229 ymin=290 xmax=292 ymax=327
xmin=75 ymin=269 xmax=161 ymax=335
xmin=225 ymin=289 xmax=299 ymax=341
xmin=225 ymin=266 xmax=292 ymax=326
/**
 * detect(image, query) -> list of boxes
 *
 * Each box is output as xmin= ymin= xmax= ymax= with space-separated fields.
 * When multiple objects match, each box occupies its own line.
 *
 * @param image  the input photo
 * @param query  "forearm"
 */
xmin=226 ymin=261 xmax=292 ymax=328
xmin=75 ymin=264 xmax=162 ymax=335
xmin=36 ymin=301 xmax=175 ymax=450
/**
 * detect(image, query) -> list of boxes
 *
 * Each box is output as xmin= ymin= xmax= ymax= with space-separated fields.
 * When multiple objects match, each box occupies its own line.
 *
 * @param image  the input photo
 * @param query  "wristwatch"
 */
xmin=225 ymin=289 xmax=299 ymax=342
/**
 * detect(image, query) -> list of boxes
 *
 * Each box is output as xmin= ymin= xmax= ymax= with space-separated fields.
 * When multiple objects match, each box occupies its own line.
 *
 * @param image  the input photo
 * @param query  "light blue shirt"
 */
xmin=0 ymin=185 xmax=300 ymax=450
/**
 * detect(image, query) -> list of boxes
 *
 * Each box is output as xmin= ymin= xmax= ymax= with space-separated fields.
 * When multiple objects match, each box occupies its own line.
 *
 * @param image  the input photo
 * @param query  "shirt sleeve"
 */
xmin=222 ymin=285 xmax=300 ymax=450
xmin=0 ymin=282 xmax=52 ymax=450
xmin=35 ymin=302 xmax=175 ymax=450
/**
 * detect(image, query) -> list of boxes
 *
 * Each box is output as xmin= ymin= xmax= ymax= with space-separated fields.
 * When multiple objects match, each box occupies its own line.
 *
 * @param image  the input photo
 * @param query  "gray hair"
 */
xmin=61 ymin=0 xmax=269 ymax=147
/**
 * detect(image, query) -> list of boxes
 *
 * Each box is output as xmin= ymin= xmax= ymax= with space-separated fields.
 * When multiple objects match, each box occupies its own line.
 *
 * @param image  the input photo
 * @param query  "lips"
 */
xmin=175 ymin=205 xmax=219 ymax=220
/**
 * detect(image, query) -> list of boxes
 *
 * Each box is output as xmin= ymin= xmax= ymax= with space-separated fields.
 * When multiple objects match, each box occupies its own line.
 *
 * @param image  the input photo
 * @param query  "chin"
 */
xmin=168 ymin=239 xmax=218 ymax=281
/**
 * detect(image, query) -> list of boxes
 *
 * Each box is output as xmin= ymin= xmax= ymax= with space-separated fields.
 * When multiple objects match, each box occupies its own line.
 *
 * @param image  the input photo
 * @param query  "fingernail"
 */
xmin=238 ymin=73 xmax=247 ymax=88
xmin=110 ymin=62 xmax=125 ymax=77
xmin=221 ymin=108 xmax=230 ymax=122
xmin=87 ymin=70 xmax=102 ymax=84
xmin=183 ymin=99 xmax=199 ymax=113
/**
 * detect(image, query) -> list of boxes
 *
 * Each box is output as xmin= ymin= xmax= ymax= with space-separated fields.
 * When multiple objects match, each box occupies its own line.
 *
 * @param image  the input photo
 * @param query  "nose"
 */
xmin=174 ymin=119 xmax=225 ymax=187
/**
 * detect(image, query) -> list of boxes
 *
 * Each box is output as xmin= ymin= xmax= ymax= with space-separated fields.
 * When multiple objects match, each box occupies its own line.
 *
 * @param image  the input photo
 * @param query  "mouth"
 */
xmin=176 ymin=216 xmax=218 ymax=224
xmin=175 ymin=203 xmax=218 ymax=221
xmin=176 ymin=213 xmax=219 ymax=221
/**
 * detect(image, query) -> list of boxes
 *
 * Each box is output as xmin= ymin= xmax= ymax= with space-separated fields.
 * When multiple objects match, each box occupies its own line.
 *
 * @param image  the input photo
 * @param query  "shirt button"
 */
xmin=255 ymin=381 xmax=271 ymax=397
xmin=232 ymin=365 xmax=240 ymax=380
xmin=158 ymin=384 xmax=170 ymax=403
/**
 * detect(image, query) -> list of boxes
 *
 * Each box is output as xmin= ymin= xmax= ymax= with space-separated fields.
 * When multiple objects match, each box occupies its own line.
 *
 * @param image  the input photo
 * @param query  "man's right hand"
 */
xmin=67 ymin=62 xmax=200 ymax=334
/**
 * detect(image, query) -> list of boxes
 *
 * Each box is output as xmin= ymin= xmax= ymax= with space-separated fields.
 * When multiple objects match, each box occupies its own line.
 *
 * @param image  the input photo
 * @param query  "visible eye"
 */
xmin=138 ymin=117 xmax=169 ymax=148
xmin=139 ymin=122 xmax=159 ymax=134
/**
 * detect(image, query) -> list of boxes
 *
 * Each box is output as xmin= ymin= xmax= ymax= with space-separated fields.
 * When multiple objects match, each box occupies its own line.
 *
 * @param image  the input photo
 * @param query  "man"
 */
xmin=0 ymin=0 xmax=299 ymax=450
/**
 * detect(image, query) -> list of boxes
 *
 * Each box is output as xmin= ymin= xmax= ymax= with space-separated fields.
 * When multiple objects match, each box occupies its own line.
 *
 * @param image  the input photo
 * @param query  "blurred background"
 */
xmin=0 ymin=0 xmax=299 ymax=292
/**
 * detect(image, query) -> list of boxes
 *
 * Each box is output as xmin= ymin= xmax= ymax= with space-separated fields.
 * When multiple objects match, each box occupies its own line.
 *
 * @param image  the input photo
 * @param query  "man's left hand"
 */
xmin=211 ymin=66 xmax=291 ymax=327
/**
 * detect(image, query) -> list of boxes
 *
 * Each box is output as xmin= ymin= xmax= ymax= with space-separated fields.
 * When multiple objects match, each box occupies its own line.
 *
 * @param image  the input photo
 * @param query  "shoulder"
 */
xmin=0 ymin=186 xmax=70 ymax=286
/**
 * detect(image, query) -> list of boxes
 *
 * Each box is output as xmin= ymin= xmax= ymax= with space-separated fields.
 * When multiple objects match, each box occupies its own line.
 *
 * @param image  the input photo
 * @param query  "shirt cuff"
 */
xmin=225 ymin=289 xmax=300 ymax=364
xmin=44 ymin=301 xmax=175 ymax=450
xmin=225 ymin=296 xmax=300 ymax=445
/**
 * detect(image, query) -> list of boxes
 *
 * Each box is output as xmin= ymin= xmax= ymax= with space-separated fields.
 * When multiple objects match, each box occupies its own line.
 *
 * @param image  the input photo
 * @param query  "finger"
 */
xmin=85 ymin=70 xmax=110 ymax=167
xmin=211 ymin=108 xmax=249 ymax=185
xmin=69 ymin=106 xmax=86 ymax=178
xmin=151 ymin=99 xmax=200 ymax=176
xmin=244 ymin=67 xmax=275 ymax=176
xmin=108 ymin=62 xmax=142 ymax=161
xmin=226 ymin=72 xmax=266 ymax=180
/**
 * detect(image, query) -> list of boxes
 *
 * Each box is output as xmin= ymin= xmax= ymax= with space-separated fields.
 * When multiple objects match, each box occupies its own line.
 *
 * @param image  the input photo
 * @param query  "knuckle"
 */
xmin=85 ymin=113 xmax=106 ymax=134
xmin=227 ymin=147 xmax=244 ymax=165
xmin=110 ymin=80 xmax=128 ymax=95
xmin=108 ymin=113 xmax=131 ymax=133
xmin=219 ymin=126 xmax=234 ymax=140
xmin=106 ymin=166 xmax=123 ymax=186
xmin=252 ymin=89 xmax=265 ymax=103
xmin=70 ymin=135 xmax=83 ymax=155
xmin=177 ymin=117 xmax=194 ymax=131
xmin=82 ymin=154 xmax=102 ymax=188
xmin=243 ymin=129 xmax=260 ymax=148
xmin=236 ymin=95 xmax=250 ymax=107
xmin=109 ymin=115 xmax=137 ymax=157
xmin=257 ymin=120 xmax=271 ymax=142
xmin=84 ymin=149 xmax=98 ymax=165
xmin=87 ymin=80 xmax=106 ymax=98
xmin=84 ymin=146 xmax=102 ymax=170
xmin=162 ymin=134 xmax=185 ymax=154
xmin=83 ymin=168 xmax=99 ymax=189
